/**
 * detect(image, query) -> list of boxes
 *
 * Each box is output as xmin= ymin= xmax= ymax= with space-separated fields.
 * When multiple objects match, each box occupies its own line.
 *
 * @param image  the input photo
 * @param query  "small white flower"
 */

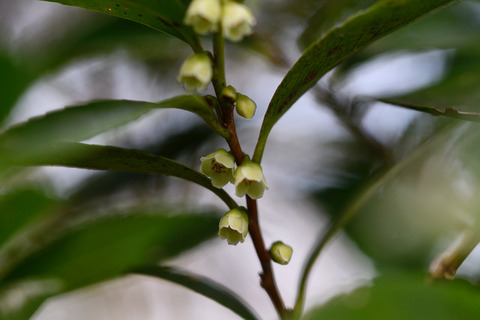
xmin=269 ymin=241 xmax=293 ymax=265
xmin=221 ymin=1 xmax=256 ymax=42
xmin=200 ymin=148 xmax=235 ymax=188
xmin=184 ymin=0 xmax=222 ymax=35
xmin=177 ymin=53 xmax=213 ymax=91
xmin=235 ymin=160 xmax=269 ymax=199
xmin=235 ymin=93 xmax=256 ymax=119
xmin=218 ymin=208 xmax=249 ymax=245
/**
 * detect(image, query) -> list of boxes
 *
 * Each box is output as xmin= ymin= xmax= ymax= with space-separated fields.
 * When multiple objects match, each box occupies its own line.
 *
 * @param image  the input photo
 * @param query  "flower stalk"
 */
xmin=189 ymin=3 xmax=288 ymax=317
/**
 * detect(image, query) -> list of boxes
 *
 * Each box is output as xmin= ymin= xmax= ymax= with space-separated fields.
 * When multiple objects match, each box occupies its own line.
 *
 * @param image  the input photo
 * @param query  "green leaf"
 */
xmin=0 ymin=95 xmax=227 ymax=165
xmin=0 ymin=211 xmax=218 ymax=319
xmin=7 ymin=142 xmax=237 ymax=209
xmin=0 ymin=189 xmax=57 ymax=249
xmin=69 ymin=123 xmax=217 ymax=204
xmin=304 ymin=272 xmax=480 ymax=320
xmin=0 ymin=52 xmax=36 ymax=126
xmin=253 ymin=0 xmax=462 ymax=162
xmin=134 ymin=266 xmax=259 ymax=320
xmin=332 ymin=2 xmax=480 ymax=81
xmin=378 ymin=99 xmax=480 ymax=122
xmin=41 ymin=0 xmax=201 ymax=50
xmin=298 ymin=0 xmax=377 ymax=51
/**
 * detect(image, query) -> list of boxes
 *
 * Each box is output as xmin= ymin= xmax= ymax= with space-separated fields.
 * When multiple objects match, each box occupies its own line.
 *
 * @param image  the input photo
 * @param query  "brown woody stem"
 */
xmin=246 ymin=196 xmax=288 ymax=319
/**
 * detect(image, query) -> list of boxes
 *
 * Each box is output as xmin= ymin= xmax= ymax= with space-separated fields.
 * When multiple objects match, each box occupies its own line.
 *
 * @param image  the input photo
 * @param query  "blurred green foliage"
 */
xmin=0 ymin=0 xmax=480 ymax=319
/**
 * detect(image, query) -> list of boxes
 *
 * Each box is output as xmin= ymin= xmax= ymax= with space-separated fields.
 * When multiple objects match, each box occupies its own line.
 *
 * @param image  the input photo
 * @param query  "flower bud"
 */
xmin=235 ymin=93 xmax=256 ymax=119
xmin=218 ymin=208 xmax=249 ymax=245
xmin=221 ymin=1 xmax=256 ymax=42
xmin=200 ymin=148 xmax=235 ymax=188
xmin=184 ymin=0 xmax=222 ymax=35
xmin=269 ymin=241 xmax=293 ymax=265
xmin=235 ymin=159 xmax=269 ymax=199
xmin=178 ymin=53 xmax=213 ymax=91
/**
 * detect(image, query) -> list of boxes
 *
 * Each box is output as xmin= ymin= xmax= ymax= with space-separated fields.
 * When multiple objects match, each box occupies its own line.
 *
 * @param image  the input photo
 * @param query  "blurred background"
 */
xmin=1 ymin=0 xmax=480 ymax=319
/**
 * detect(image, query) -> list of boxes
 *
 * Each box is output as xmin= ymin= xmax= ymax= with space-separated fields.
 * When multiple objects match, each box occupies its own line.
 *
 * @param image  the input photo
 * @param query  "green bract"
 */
xmin=270 ymin=241 xmax=293 ymax=265
xmin=235 ymin=160 xmax=269 ymax=199
xmin=177 ymin=53 xmax=213 ymax=91
xmin=184 ymin=0 xmax=221 ymax=35
xmin=221 ymin=1 xmax=256 ymax=42
xmin=200 ymin=149 xmax=236 ymax=188
xmin=218 ymin=208 xmax=249 ymax=245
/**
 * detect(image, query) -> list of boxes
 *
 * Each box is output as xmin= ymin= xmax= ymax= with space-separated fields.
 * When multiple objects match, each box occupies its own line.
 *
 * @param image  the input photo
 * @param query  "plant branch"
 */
xmin=246 ymin=196 xmax=288 ymax=319
xmin=430 ymin=224 xmax=480 ymax=280
xmin=210 ymin=28 xmax=287 ymax=319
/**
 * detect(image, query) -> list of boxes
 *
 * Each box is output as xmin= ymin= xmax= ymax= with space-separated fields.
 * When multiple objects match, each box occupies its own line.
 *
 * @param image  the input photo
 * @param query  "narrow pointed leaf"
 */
xmin=379 ymin=99 xmax=480 ymax=122
xmin=253 ymin=0 xmax=462 ymax=162
xmin=41 ymin=0 xmax=201 ymax=50
xmin=0 ymin=95 xmax=226 ymax=165
xmin=69 ymin=124 xmax=217 ymax=204
xmin=134 ymin=266 xmax=259 ymax=320
xmin=298 ymin=0 xmax=377 ymax=51
xmin=5 ymin=142 xmax=237 ymax=209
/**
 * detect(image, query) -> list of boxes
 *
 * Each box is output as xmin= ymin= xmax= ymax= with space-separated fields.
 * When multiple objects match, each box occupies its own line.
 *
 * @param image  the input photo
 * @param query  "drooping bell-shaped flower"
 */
xmin=200 ymin=148 xmax=235 ymax=188
xmin=184 ymin=0 xmax=222 ymax=35
xmin=269 ymin=241 xmax=293 ymax=265
xmin=234 ymin=159 xmax=269 ymax=199
xmin=235 ymin=93 xmax=256 ymax=119
xmin=177 ymin=52 xmax=213 ymax=91
xmin=221 ymin=1 xmax=256 ymax=42
xmin=218 ymin=208 xmax=249 ymax=245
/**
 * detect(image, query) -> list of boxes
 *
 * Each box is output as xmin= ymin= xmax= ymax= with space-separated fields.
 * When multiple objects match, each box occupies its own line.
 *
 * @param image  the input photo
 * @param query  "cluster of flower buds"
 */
xmin=201 ymin=150 xmax=269 ymax=199
xmin=184 ymin=0 xmax=256 ymax=42
xmin=178 ymin=1 xmax=256 ymax=92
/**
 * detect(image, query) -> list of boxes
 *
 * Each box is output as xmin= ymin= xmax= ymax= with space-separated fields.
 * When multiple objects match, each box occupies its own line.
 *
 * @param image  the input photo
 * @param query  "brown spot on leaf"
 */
xmin=157 ymin=16 xmax=172 ymax=27
xmin=307 ymin=71 xmax=318 ymax=82
xmin=106 ymin=8 xmax=113 ymax=12
xmin=327 ymin=46 xmax=344 ymax=57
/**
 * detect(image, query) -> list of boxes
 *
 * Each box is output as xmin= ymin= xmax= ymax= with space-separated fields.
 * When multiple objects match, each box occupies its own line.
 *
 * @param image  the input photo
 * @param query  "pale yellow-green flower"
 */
xmin=235 ymin=93 xmax=256 ymax=119
xmin=234 ymin=160 xmax=269 ymax=199
xmin=218 ymin=208 xmax=249 ymax=245
xmin=184 ymin=0 xmax=222 ymax=35
xmin=200 ymin=148 xmax=235 ymax=188
xmin=177 ymin=52 xmax=213 ymax=91
xmin=269 ymin=241 xmax=293 ymax=265
xmin=221 ymin=1 xmax=256 ymax=42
